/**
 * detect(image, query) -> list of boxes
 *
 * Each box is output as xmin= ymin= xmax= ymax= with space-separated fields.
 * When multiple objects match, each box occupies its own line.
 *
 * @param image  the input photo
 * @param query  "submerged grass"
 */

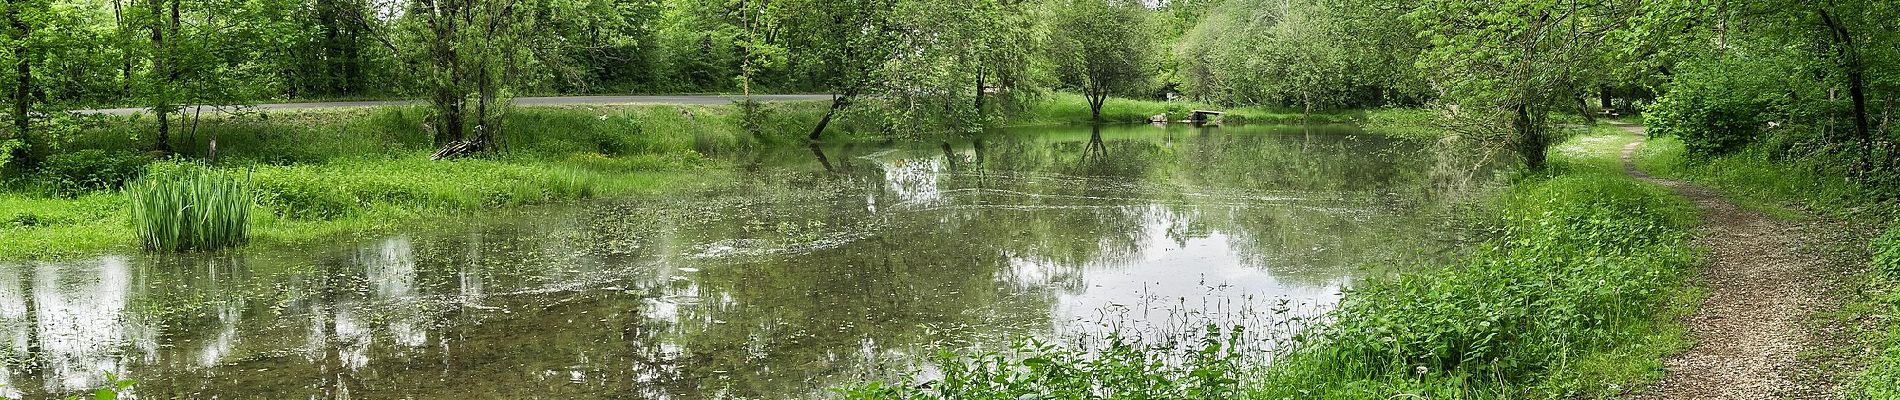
xmin=836 ymin=126 xmax=1703 ymax=399
xmin=125 ymin=164 xmax=252 ymax=252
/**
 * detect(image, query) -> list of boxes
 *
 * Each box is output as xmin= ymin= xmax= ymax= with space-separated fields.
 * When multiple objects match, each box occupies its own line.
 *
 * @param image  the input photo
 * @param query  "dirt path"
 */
xmin=1616 ymin=124 xmax=1837 ymax=399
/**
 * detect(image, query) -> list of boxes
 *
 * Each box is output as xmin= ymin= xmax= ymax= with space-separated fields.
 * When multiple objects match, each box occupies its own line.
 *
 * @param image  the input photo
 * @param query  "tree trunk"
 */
xmin=1820 ymin=9 xmax=1873 ymax=170
xmin=1577 ymin=94 xmax=1596 ymax=124
xmin=972 ymin=70 xmax=986 ymax=113
xmin=8 ymin=0 xmax=31 ymax=166
xmin=476 ymin=62 xmax=495 ymax=149
xmin=809 ymin=94 xmax=850 ymax=141
xmin=112 ymin=0 xmax=132 ymax=96
xmin=427 ymin=1 xmax=464 ymax=147
xmin=1088 ymin=92 xmax=1105 ymax=122
xmin=318 ymin=0 xmax=342 ymax=94
xmin=1516 ymin=103 xmax=1547 ymax=171
xmin=149 ymin=0 xmax=172 ymax=154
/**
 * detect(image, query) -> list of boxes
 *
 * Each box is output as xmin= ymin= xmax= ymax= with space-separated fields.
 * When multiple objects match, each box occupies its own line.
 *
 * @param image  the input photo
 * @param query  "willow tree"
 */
xmin=1049 ymin=0 xmax=1153 ymax=122
xmin=775 ymin=0 xmax=899 ymax=141
xmin=1412 ymin=0 xmax=1620 ymax=171
xmin=878 ymin=0 xmax=1043 ymax=132
xmin=402 ymin=0 xmax=540 ymax=154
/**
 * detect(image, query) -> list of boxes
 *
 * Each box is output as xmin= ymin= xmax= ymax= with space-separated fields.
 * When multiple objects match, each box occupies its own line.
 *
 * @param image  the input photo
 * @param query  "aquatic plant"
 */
xmin=125 ymin=165 xmax=253 ymax=252
xmin=837 ymin=327 xmax=1252 ymax=400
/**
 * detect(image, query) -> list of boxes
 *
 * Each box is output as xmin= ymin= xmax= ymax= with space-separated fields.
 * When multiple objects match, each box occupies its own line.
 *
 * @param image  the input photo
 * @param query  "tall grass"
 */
xmin=125 ymin=166 xmax=253 ymax=252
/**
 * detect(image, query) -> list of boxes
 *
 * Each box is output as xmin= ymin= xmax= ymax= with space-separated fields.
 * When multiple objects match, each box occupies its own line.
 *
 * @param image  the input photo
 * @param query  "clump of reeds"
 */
xmin=125 ymin=167 xmax=252 ymax=251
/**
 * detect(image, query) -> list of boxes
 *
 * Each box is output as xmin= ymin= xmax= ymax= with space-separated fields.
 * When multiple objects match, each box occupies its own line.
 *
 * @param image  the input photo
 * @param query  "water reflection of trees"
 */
xmin=0 ymin=124 xmax=1498 ymax=399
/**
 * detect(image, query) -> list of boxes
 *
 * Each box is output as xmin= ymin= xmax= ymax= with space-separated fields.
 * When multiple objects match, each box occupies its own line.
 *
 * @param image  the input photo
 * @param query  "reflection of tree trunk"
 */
xmin=1087 ymin=126 xmax=1106 ymax=161
xmin=19 ymin=269 xmax=43 ymax=374
xmin=972 ymin=139 xmax=986 ymax=170
xmin=810 ymin=142 xmax=834 ymax=172
xmin=1302 ymin=126 xmax=1312 ymax=153
xmin=940 ymin=142 xmax=957 ymax=171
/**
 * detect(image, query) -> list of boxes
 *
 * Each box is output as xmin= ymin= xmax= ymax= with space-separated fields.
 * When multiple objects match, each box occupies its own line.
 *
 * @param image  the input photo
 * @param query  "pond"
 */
xmin=0 ymin=123 xmax=1497 ymax=399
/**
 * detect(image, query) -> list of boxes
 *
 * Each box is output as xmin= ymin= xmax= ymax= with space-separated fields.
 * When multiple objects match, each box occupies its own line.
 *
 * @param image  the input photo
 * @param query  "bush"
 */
xmin=1875 ymin=221 xmax=1900 ymax=275
xmin=37 ymin=149 xmax=150 ymax=195
xmin=1644 ymin=57 xmax=1793 ymax=157
xmin=837 ymin=329 xmax=1249 ymax=400
xmin=125 ymin=165 xmax=253 ymax=251
xmin=1304 ymin=174 xmax=1693 ymax=385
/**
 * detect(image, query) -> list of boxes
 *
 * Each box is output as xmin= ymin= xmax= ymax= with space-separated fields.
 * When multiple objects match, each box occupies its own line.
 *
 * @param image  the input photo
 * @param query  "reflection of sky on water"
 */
xmin=0 ymin=124 xmax=1486 ymax=398
xmin=0 ymin=257 xmax=147 ymax=394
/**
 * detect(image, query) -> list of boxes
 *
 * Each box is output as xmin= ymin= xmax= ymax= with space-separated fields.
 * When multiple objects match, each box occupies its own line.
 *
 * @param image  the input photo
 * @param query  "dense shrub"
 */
xmin=1856 ymin=221 xmax=1900 ymax=399
xmin=838 ymin=330 xmax=1249 ymax=400
xmin=1644 ymin=57 xmax=1789 ymax=157
xmin=38 ymin=149 xmax=150 ymax=195
xmin=1874 ymin=221 xmax=1900 ymax=276
xmin=1311 ymin=175 xmax=1693 ymax=381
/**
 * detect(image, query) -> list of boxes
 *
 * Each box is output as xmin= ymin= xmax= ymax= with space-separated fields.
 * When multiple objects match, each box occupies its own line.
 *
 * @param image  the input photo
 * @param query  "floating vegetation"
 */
xmin=125 ymin=165 xmax=253 ymax=252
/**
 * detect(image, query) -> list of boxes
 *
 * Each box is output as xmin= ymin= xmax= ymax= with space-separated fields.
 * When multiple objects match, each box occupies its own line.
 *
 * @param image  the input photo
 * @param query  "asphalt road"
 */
xmin=76 ymin=94 xmax=836 ymax=116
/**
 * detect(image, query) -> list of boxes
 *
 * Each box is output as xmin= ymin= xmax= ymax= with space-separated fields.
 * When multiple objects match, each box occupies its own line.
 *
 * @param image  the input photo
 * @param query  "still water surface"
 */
xmin=0 ymin=124 xmax=1493 ymax=399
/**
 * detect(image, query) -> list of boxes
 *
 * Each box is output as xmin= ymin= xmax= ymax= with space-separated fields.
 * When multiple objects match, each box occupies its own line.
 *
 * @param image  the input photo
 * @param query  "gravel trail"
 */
xmin=1618 ymin=124 xmax=1836 ymax=399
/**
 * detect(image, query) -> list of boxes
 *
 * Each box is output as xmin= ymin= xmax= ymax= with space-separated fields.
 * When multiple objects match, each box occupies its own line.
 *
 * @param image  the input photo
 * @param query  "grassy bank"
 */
xmin=837 ymin=126 xmax=1703 ymax=398
xmin=0 ymin=100 xmax=871 ymax=259
xmin=1631 ymin=135 xmax=1900 ymax=398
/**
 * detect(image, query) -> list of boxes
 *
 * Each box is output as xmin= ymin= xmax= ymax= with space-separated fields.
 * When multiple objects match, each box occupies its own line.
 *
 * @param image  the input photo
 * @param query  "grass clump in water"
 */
xmin=837 ymin=328 xmax=1253 ymax=400
xmin=125 ymin=164 xmax=253 ymax=252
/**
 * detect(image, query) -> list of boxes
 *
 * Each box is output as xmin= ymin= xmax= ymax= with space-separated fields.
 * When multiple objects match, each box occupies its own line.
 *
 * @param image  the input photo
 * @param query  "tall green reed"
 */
xmin=125 ymin=166 xmax=252 ymax=252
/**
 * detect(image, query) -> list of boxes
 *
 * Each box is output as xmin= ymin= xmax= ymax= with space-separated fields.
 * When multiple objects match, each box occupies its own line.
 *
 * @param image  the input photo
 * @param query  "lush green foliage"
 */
xmin=1635 ymin=0 xmax=1899 ymax=179
xmin=1634 ymin=136 xmax=1891 ymax=217
xmin=1175 ymin=0 xmax=1427 ymax=110
xmin=1244 ymin=162 xmax=1696 ymax=398
xmin=1863 ymin=229 xmax=1900 ymax=398
xmin=1012 ymin=93 xmax=1359 ymax=126
xmin=0 ymin=102 xmax=863 ymax=258
xmin=1642 ymin=58 xmax=1787 ymax=156
xmin=838 ymin=330 xmax=1250 ymax=400
xmin=1048 ymin=0 xmax=1155 ymax=121
xmin=124 ymin=163 xmax=252 ymax=251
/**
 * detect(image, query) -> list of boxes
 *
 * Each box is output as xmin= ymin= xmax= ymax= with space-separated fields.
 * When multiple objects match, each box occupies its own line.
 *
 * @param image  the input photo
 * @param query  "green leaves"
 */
xmin=1049 ymin=0 xmax=1156 ymax=119
xmin=124 ymin=162 xmax=252 ymax=251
